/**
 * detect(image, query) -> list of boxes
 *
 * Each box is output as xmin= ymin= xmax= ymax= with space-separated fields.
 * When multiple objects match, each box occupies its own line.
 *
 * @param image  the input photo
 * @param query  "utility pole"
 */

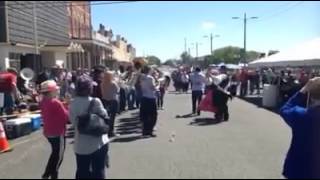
xmin=243 ymin=13 xmax=247 ymax=64
xmin=184 ymin=38 xmax=187 ymax=52
xmin=33 ymin=2 xmax=39 ymax=55
xmin=232 ymin=13 xmax=258 ymax=64
xmin=204 ymin=34 xmax=219 ymax=56
xmin=196 ymin=42 xmax=198 ymax=59
xmin=210 ymin=33 xmax=213 ymax=55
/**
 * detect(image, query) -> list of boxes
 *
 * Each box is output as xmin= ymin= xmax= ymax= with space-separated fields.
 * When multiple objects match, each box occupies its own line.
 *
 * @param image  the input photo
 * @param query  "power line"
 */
xmin=249 ymin=1 xmax=304 ymax=24
xmin=254 ymin=1 xmax=295 ymax=19
xmin=0 ymin=1 xmax=140 ymax=10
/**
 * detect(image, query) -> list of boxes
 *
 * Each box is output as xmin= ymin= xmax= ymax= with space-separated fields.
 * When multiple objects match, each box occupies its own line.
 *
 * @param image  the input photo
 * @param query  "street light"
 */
xmin=203 ymin=34 xmax=220 ymax=55
xmin=232 ymin=13 xmax=258 ymax=64
xmin=195 ymin=42 xmax=202 ymax=59
xmin=189 ymin=42 xmax=202 ymax=59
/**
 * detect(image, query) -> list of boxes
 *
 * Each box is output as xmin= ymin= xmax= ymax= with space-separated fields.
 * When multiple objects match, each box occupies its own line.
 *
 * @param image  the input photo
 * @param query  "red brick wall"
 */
xmin=68 ymin=1 xmax=91 ymax=39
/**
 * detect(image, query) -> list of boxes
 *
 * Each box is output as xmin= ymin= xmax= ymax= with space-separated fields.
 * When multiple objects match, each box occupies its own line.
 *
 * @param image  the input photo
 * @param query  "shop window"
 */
xmin=9 ymin=52 xmax=22 ymax=70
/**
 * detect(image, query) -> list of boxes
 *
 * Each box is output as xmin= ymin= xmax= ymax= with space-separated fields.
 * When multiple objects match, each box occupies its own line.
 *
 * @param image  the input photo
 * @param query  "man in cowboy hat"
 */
xmin=280 ymin=77 xmax=320 ymax=179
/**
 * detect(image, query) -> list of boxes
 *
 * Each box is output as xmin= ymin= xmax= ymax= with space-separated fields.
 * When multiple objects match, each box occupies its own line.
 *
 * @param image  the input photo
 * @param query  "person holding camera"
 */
xmin=280 ymin=77 xmax=320 ymax=179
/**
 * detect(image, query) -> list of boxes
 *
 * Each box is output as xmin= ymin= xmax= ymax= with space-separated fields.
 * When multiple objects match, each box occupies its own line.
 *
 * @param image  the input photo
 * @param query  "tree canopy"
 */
xmin=145 ymin=55 xmax=162 ymax=66
xmin=180 ymin=51 xmax=193 ymax=65
xmin=202 ymin=46 xmax=262 ymax=65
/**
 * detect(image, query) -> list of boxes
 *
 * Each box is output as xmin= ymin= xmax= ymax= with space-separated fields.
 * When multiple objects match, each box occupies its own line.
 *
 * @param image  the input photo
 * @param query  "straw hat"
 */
xmin=40 ymin=80 xmax=59 ymax=93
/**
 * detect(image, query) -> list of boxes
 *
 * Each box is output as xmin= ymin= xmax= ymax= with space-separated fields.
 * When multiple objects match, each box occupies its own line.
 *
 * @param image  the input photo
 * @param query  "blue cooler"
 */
xmin=5 ymin=118 xmax=32 ymax=139
xmin=21 ymin=114 xmax=42 ymax=131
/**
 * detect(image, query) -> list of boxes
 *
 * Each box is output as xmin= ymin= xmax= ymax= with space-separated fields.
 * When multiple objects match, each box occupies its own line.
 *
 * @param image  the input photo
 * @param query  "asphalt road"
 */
xmin=0 ymin=92 xmax=291 ymax=179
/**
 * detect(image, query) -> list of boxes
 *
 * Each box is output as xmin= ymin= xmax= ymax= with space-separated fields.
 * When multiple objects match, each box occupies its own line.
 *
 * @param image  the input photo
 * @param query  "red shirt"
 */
xmin=40 ymin=97 xmax=69 ymax=137
xmin=0 ymin=72 xmax=17 ymax=92
xmin=239 ymin=71 xmax=248 ymax=82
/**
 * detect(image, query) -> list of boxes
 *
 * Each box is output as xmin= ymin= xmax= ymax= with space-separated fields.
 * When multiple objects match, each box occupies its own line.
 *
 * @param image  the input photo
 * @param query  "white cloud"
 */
xmin=201 ymin=21 xmax=216 ymax=30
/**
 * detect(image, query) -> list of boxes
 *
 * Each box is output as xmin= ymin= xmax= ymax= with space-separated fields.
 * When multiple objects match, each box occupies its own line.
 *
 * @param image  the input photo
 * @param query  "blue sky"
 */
xmin=92 ymin=1 xmax=320 ymax=61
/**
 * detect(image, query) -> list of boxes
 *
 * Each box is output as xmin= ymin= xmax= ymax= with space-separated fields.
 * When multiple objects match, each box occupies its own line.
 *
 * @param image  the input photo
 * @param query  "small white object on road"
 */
xmin=171 ymin=131 xmax=176 ymax=137
xmin=169 ymin=131 xmax=176 ymax=142
xmin=169 ymin=138 xmax=175 ymax=142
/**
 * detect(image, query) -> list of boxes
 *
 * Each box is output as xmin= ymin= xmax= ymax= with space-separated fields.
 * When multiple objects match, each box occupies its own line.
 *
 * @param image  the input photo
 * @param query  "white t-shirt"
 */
xmin=140 ymin=74 xmax=156 ymax=99
xmin=181 ymin=74 xmax=189 ymax=83
xmin=206 ymin=76 xmax=213 ymax=86
xmin=190 ymin=72 xmax=206 ymax=91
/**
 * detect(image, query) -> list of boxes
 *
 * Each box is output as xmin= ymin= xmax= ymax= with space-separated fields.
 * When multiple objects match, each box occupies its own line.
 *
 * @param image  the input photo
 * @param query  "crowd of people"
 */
xmin=171 ymin=66 xmax=233 ymax=121
xmin=171 ymin=65 xmax=320 ymax=179
xmin=0 ymin=59 xmax=172 ymax=179
xmin=172 ymin=66 xmax=320 ymax=106
xmin=2 ymin=61 xmax=320 ymax=179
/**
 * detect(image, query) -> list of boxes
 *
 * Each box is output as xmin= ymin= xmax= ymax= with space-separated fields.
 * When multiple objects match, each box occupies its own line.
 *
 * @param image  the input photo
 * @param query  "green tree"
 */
xmin=146 ymin=55 xmax=161 ymax=66
xmin=246 ymin=50 xmax=261 ymax=62
xmin=163 ymin=59 xmax=177 ymax=67
xmin=180 ymin=51 xmax=193 ymax=65
xmin=212 ymin=46 xmax=262 ymax=64
xmin=268 ymin=50 xmax=280 ymax=56
xmin=213 ymin=46 xmax=241 ymax=64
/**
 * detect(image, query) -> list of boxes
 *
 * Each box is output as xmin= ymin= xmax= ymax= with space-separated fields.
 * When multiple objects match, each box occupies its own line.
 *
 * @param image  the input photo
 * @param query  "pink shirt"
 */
xmin=40 ymin=97 xmax=69 ymax=137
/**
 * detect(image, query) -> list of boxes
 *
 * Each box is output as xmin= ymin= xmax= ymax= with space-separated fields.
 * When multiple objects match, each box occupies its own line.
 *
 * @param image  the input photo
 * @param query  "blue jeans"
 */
xmin=140 ymin=97 xmax=158 ymax=135
xmin=119 ymin=88 xmax=127 ymax=112
xmin=76 ymin=144 xmax=109 ymax=179
xmin=135 ymin=90 xmax=142 ymax=109
xmin=127 ymin=89 xmax=136 ymax=109
xmin=192 ymin=90 xmax=203 ymax=114
xmin=102 ymin=100 xmax=118 ymax=136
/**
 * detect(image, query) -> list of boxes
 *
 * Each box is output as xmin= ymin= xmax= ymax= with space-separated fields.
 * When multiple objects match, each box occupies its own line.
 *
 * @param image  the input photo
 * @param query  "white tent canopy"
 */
xmin=217 ymin=63 xmax=241 ymax=69
xmin=249 ymin=38 xmax=320 ymax=67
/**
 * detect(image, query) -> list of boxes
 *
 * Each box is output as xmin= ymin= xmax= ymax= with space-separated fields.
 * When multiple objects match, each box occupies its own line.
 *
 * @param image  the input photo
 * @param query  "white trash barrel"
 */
xmin=263 ymin=84 xmax=279 ymax=108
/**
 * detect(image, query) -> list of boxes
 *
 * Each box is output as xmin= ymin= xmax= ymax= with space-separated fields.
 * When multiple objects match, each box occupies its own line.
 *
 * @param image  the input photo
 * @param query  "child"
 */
xmin=39 ymin=80 xmax=69 ymax=179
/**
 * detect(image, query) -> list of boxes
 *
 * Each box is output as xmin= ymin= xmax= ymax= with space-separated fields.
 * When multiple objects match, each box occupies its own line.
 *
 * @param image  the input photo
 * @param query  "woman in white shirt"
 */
xmin=140 ymin=66 xmax=158 ymax=138
xmin=69 ymin=75 xmax=109 ymax=179
xmin=101 ymin=71 xmax=120 ymax=138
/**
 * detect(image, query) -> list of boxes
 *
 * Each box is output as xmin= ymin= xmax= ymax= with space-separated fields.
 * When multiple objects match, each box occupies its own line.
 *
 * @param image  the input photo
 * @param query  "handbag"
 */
xmin=77 ymin=98 xmax=110 ymax=137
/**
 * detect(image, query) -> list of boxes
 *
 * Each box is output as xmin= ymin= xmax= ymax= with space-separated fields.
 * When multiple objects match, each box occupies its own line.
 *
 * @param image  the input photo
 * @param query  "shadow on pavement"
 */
xmin=113 ymin=115 xmax=142 ymax=143
xmin=131 ymin=111 xmax=140 ymax=116
xmin=168 ymin=91 xmax=191 ymax=95
xmin=189 ymin=118 xmax=223 ymax=126
xmin=111 ymin=135 xmax=142 ymax=143
xmin=176 ymin=113 xmax=198 ymax=119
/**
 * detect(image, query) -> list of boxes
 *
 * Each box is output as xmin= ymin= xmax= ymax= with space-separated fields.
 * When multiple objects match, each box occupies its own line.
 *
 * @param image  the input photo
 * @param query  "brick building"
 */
xmin=67 ymin=1 xmax=113 ymax=70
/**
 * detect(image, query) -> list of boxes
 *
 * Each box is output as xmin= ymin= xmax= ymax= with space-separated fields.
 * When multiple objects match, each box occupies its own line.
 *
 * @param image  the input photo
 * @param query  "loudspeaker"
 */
xmin=20 ymin=54 xmax=42 ymax=74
